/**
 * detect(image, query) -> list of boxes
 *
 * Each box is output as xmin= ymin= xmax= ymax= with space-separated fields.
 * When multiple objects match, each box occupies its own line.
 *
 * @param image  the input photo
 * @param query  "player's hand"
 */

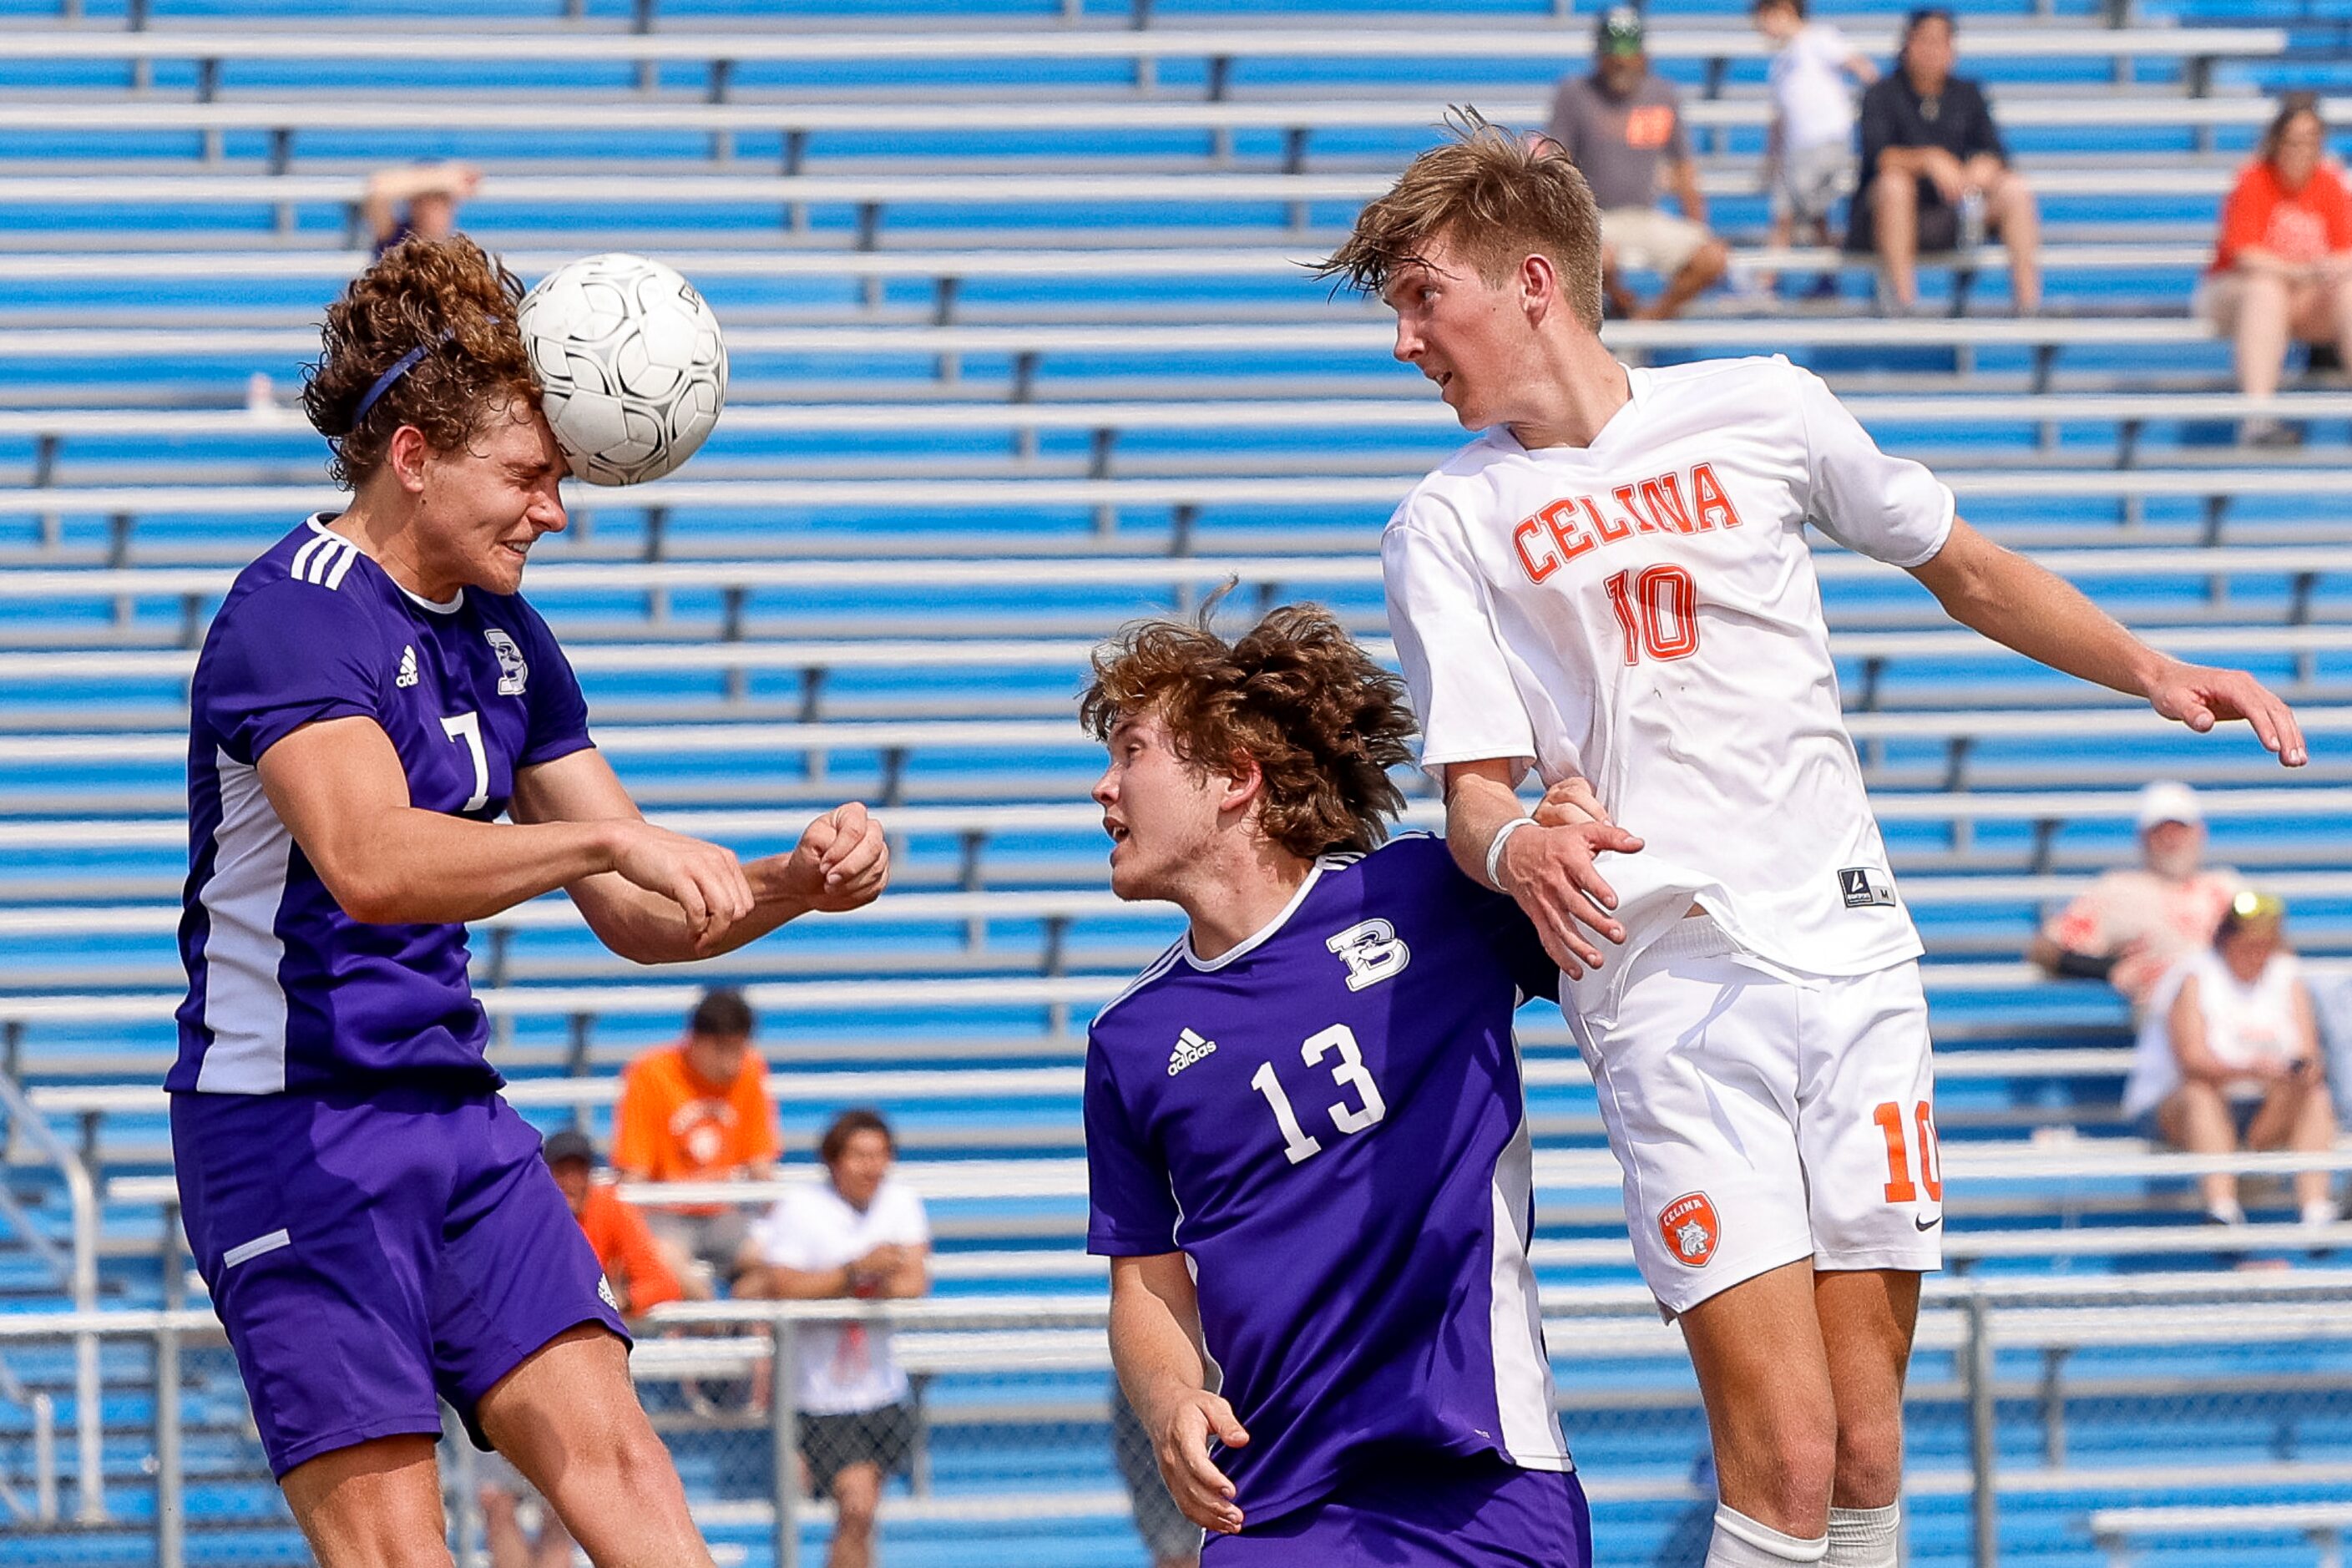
xmin=779 ymin=802 xmax=892 ymax=912
xmin=1499 ymin=820 xmax=1645 ymax=981
xmin=608 ymin=821 xmax=756 ymax=948
xmin=2143 ymin=658 xmax=2308 ymax=767
xmin=1532 ymin=776 xmax=1615 ymax=828
xmin=1148 ymin=1389 xmax=1249 ymax=1535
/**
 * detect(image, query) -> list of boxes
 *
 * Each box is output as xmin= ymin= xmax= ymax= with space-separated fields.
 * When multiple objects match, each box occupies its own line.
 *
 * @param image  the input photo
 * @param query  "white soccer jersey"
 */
xmin=1383 ymin=355 xmax=1954 ymax=997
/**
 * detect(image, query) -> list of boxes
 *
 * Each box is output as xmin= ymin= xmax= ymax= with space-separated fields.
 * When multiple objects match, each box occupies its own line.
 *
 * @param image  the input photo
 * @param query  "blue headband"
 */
xmin=346 ymin=340 xmax=436 ymax=433
xmin=342 ymin=316 xmax=500 ymax=436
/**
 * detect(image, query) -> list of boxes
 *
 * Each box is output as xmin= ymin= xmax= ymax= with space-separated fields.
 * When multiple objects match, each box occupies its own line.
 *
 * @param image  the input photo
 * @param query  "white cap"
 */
xmin=2136 ymin=780 xmax=2203 ymax=832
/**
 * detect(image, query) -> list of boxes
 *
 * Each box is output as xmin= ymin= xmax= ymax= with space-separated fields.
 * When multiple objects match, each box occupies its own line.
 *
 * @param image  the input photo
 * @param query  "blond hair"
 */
xmin=1317 ymin=109 xmax=1606 ymax=332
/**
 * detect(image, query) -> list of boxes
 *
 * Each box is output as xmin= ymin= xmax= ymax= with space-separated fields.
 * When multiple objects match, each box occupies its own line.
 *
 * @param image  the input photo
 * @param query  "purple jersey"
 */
xmin=1085 ymin=834 xmax=1571 ymax=1524
xmin=172 ymin=516 xmax=593 ymax=1095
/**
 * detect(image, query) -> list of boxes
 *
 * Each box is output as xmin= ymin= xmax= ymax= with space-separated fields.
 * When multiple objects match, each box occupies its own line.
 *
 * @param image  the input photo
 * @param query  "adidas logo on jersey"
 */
xmin=395 ymin=645 xmax=419 ymax=688
xmin=1166 ymin=1027 xmax=1217 ymax=1077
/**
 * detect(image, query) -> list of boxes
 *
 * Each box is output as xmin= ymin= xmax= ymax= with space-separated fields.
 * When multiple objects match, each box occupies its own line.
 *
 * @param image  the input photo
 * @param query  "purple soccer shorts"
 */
xmin=1205 ymin=1451 xmax=1593 ymax=1567
xmin=172 ymin=1081 xmax=629 ymax=1477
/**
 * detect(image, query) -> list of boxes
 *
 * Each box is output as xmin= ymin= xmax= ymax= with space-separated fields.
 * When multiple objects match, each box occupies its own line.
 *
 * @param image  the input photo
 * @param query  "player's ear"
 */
xmin=1520 ymin=252 xmax=1558 ymax=324
xmin=1217 ymin=751 xmax=1266 ymax=818
xmin=385 ymin=423 xmax=433 ymax=495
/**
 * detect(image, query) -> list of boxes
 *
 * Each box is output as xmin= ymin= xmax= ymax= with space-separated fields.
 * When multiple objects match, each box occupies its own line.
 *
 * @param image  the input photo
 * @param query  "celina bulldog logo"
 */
xmin=1659 ymin=1191 xmax=1720 ymax=1267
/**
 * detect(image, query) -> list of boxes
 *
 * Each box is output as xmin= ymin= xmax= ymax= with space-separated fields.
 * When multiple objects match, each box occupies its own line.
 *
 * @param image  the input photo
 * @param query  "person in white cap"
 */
xmin=2029 ymin=781 xmax=2243 ymax=1013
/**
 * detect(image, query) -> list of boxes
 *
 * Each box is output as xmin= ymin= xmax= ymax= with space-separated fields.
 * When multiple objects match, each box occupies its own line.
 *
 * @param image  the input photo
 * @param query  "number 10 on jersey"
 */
xmin=1604 ymin=565 xmax=1700 ymax=665
xmin=1250 ymin=1024 xmax=1388 ymax=1165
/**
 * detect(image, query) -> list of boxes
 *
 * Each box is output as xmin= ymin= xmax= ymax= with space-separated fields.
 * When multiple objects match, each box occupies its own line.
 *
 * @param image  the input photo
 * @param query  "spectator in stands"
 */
xmin=2127 ymin=892 xmax=2339 ymax=1230
xmin=2199 ymin=93 xmax=2352 ymax=448
xmin=2029 ymin=781 xmax=2241 ymax=1015
xmin=1542 ymin=5 xmax=1728 ymax=320
xmin=543 ymin=1128 xmax=685 ymax=1318
xmin=478 ymin=1130 xmax=688 ymax=1568
xmin=613 ymin=989 xmax=781 ymax=1297
xmin=737 ymin=1109 xmax=931 ymax=1568
xmin=1849 ymin=8 xmax=2042 ymax=316
xmin=1751 ymin=0 xmax=1877 ymax=299
xmin=362 ymin=160 xmax=479 ymax=257
xmin=1110 ymin=1382 xmax=1202 ymax=1568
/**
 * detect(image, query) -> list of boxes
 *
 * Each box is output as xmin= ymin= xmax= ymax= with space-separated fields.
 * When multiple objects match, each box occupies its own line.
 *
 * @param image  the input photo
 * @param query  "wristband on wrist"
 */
xmin=1485 ymin=816 xmax=1538 ymax=892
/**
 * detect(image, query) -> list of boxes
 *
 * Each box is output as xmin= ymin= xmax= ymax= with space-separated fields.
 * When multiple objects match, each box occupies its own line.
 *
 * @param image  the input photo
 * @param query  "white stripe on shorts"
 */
xmin=222 ymin=1228 xmax=291 ymax=1269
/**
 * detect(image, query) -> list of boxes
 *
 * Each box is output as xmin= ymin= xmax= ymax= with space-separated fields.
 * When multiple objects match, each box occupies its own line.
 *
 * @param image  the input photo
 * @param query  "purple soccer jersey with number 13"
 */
xmin=1084 ymin=833 xmax=1572 ymax=1525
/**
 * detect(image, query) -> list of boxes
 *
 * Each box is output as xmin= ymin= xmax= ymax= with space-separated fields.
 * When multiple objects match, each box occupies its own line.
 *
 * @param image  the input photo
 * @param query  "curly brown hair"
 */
xmin=1315 ymin=108 xmax=1604 ymax=333
xmin=1080 ymin=600 xmax=1418 ymax=861
xmin=301 ymin=235 xmax=538 ymax=489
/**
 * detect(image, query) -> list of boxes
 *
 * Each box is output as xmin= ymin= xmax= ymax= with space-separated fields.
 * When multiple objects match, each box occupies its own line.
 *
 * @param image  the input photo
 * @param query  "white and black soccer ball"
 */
xmin=518 ymin=253 xmax=727 ymax=486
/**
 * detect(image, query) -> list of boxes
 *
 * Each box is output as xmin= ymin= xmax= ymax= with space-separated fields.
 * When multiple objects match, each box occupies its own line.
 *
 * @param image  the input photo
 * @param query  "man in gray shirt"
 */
xmin=1544 ymin=6 xmax=1727 ymax=319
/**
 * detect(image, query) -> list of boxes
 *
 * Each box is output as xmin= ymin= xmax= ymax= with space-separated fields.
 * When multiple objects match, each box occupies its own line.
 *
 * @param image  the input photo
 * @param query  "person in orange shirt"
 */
xmin=2199 ymin=93 xmax=2352 ymax=446
xmin=612 ymin=989 xmax=781 ymax=1296
xmin=543 ymin=1128 xmax=685 ymax=1317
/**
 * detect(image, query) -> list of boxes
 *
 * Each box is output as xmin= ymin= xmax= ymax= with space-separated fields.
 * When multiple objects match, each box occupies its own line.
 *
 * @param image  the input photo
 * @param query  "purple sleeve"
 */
xmin=1084 ymin=1036 xmax=1181 ymax=1257
xmin=1472 ymin=880 xmax=1561 ymax=1004
xmin=198 ymin=580 xmax=387 ymax=766
xmin=512 ymin=600 xmax=594 ymax=768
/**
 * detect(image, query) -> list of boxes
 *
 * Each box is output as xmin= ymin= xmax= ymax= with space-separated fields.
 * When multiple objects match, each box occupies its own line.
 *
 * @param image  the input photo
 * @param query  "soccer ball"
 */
xmin=517 ymin=253 xmax=727 ymax=486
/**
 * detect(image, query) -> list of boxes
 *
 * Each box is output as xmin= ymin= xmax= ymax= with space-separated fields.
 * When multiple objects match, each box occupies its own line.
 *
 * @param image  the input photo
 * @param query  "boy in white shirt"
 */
xmin=1753 ymin=0 xmax=1878 ymax=296
xmin=1321 ymin=116 xmax=2304 ymax=1568
xmin=739 ymin=1110 xmax=930 ymax=1568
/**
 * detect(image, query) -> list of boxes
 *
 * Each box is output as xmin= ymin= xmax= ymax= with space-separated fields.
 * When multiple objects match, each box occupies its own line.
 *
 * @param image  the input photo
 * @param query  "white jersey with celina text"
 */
xmin=1383 ymin=355 xmax=1954 ymax=1006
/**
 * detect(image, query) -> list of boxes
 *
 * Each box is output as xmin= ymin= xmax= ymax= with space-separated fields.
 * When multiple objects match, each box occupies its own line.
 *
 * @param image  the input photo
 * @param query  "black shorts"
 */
xmin=1845 ymin=181 xmax=2002 ymax=255
xmin=799 ymin=1400 xmax=918 ymax=1496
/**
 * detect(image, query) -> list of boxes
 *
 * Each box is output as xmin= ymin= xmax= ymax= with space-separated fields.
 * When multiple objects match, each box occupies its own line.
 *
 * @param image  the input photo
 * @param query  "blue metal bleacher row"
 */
xmin=1 ymin=0 xmax=2349 ymax=1563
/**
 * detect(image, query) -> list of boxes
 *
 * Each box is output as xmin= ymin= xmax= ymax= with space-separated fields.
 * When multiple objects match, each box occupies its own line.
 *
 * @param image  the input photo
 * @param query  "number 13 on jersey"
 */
xmin=1250 ymin=1024 xmax=1388 ymax=1165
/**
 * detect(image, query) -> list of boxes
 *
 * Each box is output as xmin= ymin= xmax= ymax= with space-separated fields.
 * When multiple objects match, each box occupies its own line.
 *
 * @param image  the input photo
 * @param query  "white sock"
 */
xmin=1825 ymin=1504 xmax=1902 ymax=1568
xmin=1705 ymin=1505 xmax=1830 ymax=1568
xmin=2302 ymin=1196 xmax=2341 ymax=1228
xmin=2206 ymin=1195 xmax=2247 ymax=1227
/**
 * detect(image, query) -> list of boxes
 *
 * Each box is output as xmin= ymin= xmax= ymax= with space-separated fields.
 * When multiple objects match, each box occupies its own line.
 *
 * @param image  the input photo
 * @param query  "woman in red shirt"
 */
xmin=2200 ymin=94 xmax=2352 ymax=445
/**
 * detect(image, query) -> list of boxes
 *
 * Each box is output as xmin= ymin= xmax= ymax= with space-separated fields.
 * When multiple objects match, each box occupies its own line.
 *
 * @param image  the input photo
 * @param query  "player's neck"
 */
xmin=1180 ymin=841 xmax=1316 ymax=963
xmin=328 ymin=495 xmax=459 ymax=604
xmin=1498 ymin=337 xmax=1633 ymax=452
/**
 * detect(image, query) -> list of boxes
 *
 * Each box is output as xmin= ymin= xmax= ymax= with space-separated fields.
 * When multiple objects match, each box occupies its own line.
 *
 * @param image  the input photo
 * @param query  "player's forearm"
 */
xmin=1912 ymin=524 xmax=2168 ymax=702
xmin=577 ymin=855 xmax=817 ymax=964
xmin=1441 ymin=766 xmax=1534 ymax=893
xmin=1109 ymin=1266 xmax=1212 ymax=1424
xmin=327 ymin=809 xmax=623 ymax=925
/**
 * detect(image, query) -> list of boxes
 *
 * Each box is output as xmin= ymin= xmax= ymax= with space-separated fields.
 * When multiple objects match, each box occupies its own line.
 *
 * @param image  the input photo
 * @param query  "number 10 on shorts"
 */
xmin=1874 ymin=1100 xmax=1942 ymax=1203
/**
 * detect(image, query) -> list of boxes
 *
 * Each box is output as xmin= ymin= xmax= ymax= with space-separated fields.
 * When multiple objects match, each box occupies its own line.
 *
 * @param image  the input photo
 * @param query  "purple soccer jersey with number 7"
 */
xmin=173 ymin=515 xmax=594 ymax=1095
xmin=1084 ymin=833 xmax=1573 ymax=1525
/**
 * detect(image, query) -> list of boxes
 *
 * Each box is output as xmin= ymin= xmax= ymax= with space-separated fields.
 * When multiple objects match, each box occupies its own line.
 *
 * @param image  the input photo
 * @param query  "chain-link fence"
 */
xmin=6 ymin=1278 xmax=2352 ymax=1567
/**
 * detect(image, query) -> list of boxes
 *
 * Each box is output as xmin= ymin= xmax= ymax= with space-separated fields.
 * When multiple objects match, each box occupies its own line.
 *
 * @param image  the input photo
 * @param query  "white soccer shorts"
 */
xmin=1566 ymin=917 xmax=1944 ymax=1316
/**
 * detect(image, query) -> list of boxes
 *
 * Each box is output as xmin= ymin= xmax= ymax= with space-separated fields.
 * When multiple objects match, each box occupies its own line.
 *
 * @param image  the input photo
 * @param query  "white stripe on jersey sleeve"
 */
xmin=321 ymin=539 xmax=362 ymax=590
xmin=1487 ymin=1110 xmax=1574 ymax=1469
xmin=287 ymin=531 xmax=331 ymax=583
xmin=193 ymin=749 xmax=294 ymax=1094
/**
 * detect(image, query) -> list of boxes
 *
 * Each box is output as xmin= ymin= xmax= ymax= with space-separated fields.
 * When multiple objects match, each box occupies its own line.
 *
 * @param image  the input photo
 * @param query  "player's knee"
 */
xmin=1832 ymin=1414 xmax=1904 ymax=1510
xmin=1869 ymin=170 xmax=1914 ymax=210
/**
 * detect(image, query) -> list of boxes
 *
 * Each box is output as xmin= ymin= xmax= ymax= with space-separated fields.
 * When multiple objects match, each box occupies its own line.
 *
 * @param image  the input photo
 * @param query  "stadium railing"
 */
xmin=0 ymin=91 xmax=2329 ymax=166
xmin=3 ymin=1272 xmax=2345 ymax=1568
xmin=2091 ymin=1502 xmax=2352 ymax=1568
xmin=0 ymin=23 xmax=2285 ymax=78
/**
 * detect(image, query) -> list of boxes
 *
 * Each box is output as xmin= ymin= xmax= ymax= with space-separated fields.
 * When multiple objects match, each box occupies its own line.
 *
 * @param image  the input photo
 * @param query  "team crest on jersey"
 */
xmin=1167 ymin=1027 xmax=1217 ymax=1076
xmin=1658 ymin=1192 xmax=1720 ymax=1268
xmin=484 ymin=629 xmax=529 ymax=696
xmin=1326 ymin=918 xmax=1410 ymax=992
xmin=395 ymin=645 xmax=419 ymax=689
